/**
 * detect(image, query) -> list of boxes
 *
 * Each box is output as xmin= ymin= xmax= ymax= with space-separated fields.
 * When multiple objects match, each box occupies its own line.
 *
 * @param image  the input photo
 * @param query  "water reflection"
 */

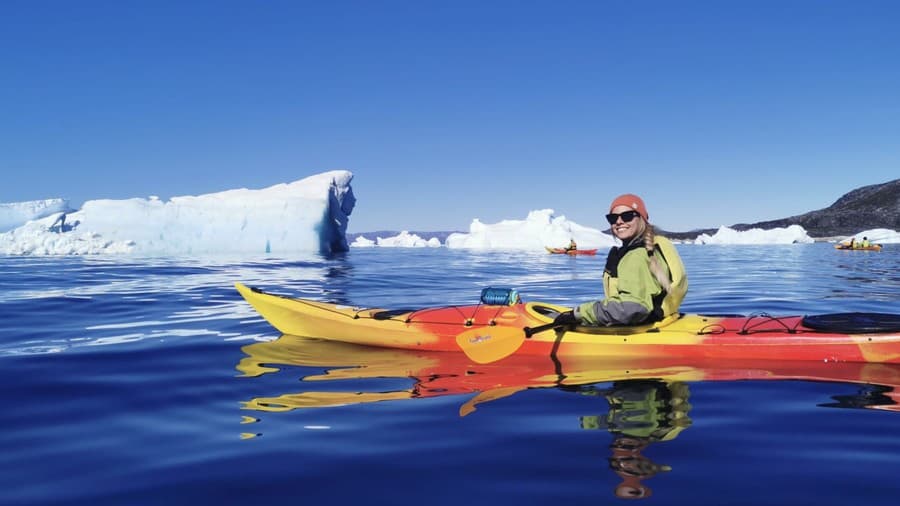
xmin=237 ymin=335 xmax=900 ymax=498
xmin=237 ymin=336 xmax=900 ymax=415
xmin=576 ymin=380 xmax=691 ymax=499
xmin=820 ymin=383 xmax=900 ymax=411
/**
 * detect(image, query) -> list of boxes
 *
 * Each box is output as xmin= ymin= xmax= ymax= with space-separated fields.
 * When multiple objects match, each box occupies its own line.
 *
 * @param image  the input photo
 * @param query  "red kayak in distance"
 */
xmin=546 ymin=246 xmax=598 ymax=256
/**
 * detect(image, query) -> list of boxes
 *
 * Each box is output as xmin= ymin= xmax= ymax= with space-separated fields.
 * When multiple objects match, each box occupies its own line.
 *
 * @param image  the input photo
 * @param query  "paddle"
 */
xmin=524 ymin=321 xmax=559 ymax=338
xmin=456 ymin=321 xmax=567 ymax=364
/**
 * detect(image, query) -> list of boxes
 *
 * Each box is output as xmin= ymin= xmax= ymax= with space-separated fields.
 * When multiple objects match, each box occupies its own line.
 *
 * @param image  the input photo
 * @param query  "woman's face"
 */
xmin=608 ymin=205 xmax=644 ymax=241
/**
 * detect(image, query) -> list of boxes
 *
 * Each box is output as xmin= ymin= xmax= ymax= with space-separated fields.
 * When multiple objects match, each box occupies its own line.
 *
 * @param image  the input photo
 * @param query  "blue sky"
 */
xmin=2 ymin=0 xmax=898 ymax=233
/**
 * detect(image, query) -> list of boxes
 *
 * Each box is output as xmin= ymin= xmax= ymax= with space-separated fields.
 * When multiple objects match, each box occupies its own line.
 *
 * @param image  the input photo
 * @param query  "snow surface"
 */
xmin=3 ymin=172 xmax=899 ymax=255
xmin=0 ymin=199 xmax=73 ymax=232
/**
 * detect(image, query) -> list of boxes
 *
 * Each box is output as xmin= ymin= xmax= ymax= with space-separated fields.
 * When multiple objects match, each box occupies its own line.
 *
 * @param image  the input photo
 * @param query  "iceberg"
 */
xmin=364 ymin=231 xmax=442 ymax=248
xmin=444 ymin=209 xmax=616 ymax=250
xmin=693 ymin=225 xmax=814 ymax=245
xmin=0 ymin=171 xmax=355 ymax=255
xmin=847 ymin=228 xmax=900 ymax=244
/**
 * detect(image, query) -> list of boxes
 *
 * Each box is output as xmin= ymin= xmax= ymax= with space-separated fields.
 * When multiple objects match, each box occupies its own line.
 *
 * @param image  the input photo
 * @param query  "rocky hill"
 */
xmin=665 ymin=178 xmax=900 ymax=240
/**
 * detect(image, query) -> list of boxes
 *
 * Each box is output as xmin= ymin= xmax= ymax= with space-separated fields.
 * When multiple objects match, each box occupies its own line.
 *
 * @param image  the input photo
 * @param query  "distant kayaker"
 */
xmin=566 ymin=238 xmax=577 ymax=252
xmin=553 ymin=194 xmax=687 ymax=327
xmin=849 ymin=238 xmax=856 ymax=249
xmin=862 ymin=237 xmax=870 ymax=248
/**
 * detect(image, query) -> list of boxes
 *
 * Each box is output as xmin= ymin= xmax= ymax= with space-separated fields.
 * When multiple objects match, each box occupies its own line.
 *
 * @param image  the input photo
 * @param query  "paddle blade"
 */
xmin=456 ymin=326 xmax=526 ymax=364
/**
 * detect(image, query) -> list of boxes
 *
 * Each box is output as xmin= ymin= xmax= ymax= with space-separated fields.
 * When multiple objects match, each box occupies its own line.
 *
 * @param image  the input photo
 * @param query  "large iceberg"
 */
xmin=0 ymin=199 xmax=73 ymax=233
xmin=0 ymin=171 xmax=355 ymax=255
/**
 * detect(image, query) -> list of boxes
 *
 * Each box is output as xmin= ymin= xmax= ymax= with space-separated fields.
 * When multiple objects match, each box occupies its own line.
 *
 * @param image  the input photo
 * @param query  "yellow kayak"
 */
xmin=835 ymin=243 xmax=882 ymax=251
xmin=236 ymin=283 xmax=900 ymax=364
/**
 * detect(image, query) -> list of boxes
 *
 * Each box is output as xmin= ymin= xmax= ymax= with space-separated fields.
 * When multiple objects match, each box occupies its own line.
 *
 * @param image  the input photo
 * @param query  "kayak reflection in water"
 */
xmin=576 ymin=380 xmax=692 ymax=500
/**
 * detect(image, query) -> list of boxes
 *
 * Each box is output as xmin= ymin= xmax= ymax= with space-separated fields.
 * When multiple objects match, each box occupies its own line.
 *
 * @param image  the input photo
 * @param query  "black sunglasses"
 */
xmin=605 ymin=210 xmax=642 ymax=225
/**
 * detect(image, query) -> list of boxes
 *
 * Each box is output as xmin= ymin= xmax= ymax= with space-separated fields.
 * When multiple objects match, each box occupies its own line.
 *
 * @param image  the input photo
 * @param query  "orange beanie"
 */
xmin=609 ymin=194 xmax=649 ymax=221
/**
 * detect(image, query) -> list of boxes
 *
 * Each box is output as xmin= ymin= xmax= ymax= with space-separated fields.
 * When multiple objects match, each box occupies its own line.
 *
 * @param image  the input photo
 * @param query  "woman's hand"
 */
xmin=553 ymin=310 xmax=578 ymax=326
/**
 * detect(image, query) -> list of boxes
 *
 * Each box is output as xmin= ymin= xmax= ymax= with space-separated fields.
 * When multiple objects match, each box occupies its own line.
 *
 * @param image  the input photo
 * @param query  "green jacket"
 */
xmin=575 ymin=236 xmax=671 ymax=326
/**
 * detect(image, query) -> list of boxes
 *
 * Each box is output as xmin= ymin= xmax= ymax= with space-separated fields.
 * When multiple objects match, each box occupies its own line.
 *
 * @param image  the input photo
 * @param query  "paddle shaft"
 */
xmin=524 ymin=321 xmax=562 ymax=338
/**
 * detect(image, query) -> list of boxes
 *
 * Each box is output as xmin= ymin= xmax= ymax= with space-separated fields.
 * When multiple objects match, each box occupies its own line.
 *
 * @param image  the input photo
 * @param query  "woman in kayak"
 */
xmin=554 ymin=193 xmax=687 ymax=327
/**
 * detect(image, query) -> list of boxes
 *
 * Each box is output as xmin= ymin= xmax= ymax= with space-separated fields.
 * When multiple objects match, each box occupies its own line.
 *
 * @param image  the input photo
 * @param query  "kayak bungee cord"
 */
xmin=738 ymin=313 xmax=800 ymax=335
xmin=404 ymin=301 xmax=510 ymax=327
xmin=261 ymin=287 xmax=511 ymax=328
xmin=265 ymin=290 xmax=804 ymax=335
xmin=698 ymin=312 xmax=802 ymax=336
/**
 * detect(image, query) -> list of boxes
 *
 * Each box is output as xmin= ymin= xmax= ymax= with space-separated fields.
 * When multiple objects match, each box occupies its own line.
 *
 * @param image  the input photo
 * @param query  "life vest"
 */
xmin=603 ymin=235 xmax=688 ymax=321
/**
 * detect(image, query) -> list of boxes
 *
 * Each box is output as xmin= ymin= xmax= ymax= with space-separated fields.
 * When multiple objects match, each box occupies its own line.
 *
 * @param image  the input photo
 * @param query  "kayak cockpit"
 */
xmin=525 ymin=301 xmax=684 ymax=335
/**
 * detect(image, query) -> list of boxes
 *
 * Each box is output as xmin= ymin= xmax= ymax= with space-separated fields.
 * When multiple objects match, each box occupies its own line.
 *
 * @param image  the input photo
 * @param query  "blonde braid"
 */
xmin=643 ymin=223 xmax=671 ymax=292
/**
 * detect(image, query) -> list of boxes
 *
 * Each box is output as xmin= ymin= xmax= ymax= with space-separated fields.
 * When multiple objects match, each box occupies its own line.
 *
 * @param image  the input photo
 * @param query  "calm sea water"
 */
xmin=1 ymin=244 xmax=899 ymax=505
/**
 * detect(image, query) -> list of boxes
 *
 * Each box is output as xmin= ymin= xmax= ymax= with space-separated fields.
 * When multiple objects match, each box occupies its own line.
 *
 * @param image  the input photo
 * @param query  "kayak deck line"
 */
xmin=245 ymin=284 xmax=530 ymax=328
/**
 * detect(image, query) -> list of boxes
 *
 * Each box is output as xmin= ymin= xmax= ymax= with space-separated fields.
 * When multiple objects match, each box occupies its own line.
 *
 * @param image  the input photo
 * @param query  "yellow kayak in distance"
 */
xmin=835 ymin=243 xmax=883 ymax=251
